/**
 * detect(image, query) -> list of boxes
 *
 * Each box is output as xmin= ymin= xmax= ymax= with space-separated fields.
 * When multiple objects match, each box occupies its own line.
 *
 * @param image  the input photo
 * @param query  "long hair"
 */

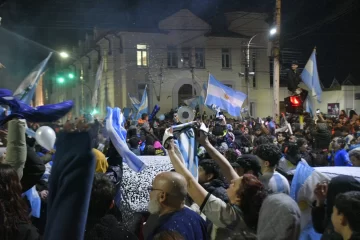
xmin=237 ymin=174 xmax=267 ymax=231
xmin=0 ymin=164 xmax=30 ymax=239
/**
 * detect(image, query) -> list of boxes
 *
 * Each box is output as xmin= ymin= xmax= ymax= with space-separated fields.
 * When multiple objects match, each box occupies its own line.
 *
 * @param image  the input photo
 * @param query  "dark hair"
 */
xmin=238 ymin=174 xmax=267 ymax=231
xmin=253 ymin=136 xmax=270 ymax=147
xmin=88 ymin=173 xmax=116 ymax=219
xmin=145 ymin=135 xmax=156 ymax=146
xmin=225 ymin=148 xmax=238 ymax=162
xmin=146 ymin=145 xmax=156 ymax=155
xmin=0 ymin=164 xmax=30 ymax=239
xmin=334 ymin=191 xmax=360 ymax=232
xmin=153 ymin=230 xmax=185 ymax=240
xmin=128 ymin=137 xmax=140 ymax=149
xmin=141 ymin=113 xmax=148 ymax=120
xmin=254 ymin=144 xmax=282 ymax=167
xmin=199 ymin=159 xmax=220 ymax=180
xmin=285 ymin=143 xmax=301 ymax=165
xmin=297 ymin=138 xmax=307 ymax=147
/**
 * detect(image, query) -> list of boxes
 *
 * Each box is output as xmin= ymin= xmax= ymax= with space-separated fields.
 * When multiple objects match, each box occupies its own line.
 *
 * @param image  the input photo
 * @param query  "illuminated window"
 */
xmin=181 ymin=48 xmax=191 ymax=68
xmin=137 ymin=44 xmax=148 ymax=67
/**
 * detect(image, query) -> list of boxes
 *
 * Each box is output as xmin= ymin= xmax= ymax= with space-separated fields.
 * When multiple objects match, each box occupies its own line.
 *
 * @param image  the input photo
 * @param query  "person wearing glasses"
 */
xmin=143 ymin=171 xmax=208 ymax=240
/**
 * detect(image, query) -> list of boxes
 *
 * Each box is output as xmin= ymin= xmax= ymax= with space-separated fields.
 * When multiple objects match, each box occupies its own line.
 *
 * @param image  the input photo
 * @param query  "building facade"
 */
xmin=49 ymin=9 xmax=282 ymax=118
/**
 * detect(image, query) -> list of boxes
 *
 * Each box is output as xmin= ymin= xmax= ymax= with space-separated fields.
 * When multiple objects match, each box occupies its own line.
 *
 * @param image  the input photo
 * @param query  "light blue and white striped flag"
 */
xmin=205 ymin=74 xmax=247 ymax=117
xmin=301 ymin=48 xmax=322 ymax=103
xmin=290 ymin=162 xmax=329 ymax=239
xmin=92 ymin=58 xmax=104 ymax=109
xmin=136 ymin=85 xmax=148 ymax=120
xmin=174 ymin=128 xmax=199 ymax=180
xmin=106 ymin=107 xmax=146 ymax=172
xmin=14 ymin=52 xmax=53 ymax=105
xmin=128 ymin=94 xmax=140 ymax=110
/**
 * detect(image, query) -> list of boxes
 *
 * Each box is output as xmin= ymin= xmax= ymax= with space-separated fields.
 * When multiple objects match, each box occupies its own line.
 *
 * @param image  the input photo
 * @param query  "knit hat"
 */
xmin=92 ymin=148 xmax=108 ymax=173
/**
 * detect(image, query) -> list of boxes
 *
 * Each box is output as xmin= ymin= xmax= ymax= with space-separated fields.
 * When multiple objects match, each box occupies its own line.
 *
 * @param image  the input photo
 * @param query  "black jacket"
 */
xmin=12 ymin=222 xmax=40 ymax=240
xmin=287 ymin=69 xmax=302 ymax=92
xmin=85 ymin=214 xmax=138 ymax=240
xmin=202 ymin=179 xmax=229 ymax=203
xmin=21 ymin=147 xmax=45 ymax=193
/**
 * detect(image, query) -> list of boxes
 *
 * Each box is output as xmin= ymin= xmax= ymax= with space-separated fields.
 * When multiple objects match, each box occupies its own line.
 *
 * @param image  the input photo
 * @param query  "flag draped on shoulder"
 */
xmin=301 ymin=48 xmax=322 ymax=103
xmin=205 ymin=74 xmax=247 ymax=117
xmin=14 ymin=52 xmax=53 ymax=105
xmin=136 ymin=86 xmax=148 ymax=120
xmin=92 ymin=58 xmax=104 ymax=109
xmin=106 ymin=107 xmax=146 ymax=172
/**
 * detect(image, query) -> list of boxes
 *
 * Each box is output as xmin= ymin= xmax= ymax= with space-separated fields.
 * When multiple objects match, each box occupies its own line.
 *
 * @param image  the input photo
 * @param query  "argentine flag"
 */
xmin=14 ymin=52 xmax=53 ymax=105
xmin=301 ymin=48 xmax=322 ymax=103
xmin=136 ymin=86 xmax=148 ymax=120
xmin=128 ymin=94 xmax=140 ymax=110
xmin=205 ymin=74 xmax=246 ymax=117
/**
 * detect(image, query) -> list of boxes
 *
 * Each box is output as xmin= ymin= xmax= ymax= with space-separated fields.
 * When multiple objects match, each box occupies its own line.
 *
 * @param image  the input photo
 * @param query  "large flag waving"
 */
xmin=14 ymin=52 xmax=53 ymax=104
xmin=128 ymin=93 xmax=140 ymax=110
xmin=301 ymin=48 xmax=322 ymax=103
xmin=136 ymin=85 xmax=148 ymax=120
xmin=92 ymin=58 xmax=104 ymax=109
xmin=205 ymin=74 xmax=247 ymax=117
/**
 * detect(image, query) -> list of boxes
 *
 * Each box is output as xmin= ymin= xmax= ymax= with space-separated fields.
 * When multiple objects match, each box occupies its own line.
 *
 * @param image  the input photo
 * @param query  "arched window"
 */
xmin=178 ymin=84 xmax=196 ymax=106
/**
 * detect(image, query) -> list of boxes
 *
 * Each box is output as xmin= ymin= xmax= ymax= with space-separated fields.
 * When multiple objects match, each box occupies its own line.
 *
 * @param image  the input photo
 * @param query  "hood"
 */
xmin=257 ymin=193 xmax=301 ymax=240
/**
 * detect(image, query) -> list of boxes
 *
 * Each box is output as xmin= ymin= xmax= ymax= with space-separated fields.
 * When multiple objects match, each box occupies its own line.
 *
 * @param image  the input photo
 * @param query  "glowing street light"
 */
xmin=57 ymin=77 xmax=65 ymax=84
xmin=59 ymin=51 xmax=69 ymax=59
xmin=68 ymin=73 xmax=75 ymax=79
xmin=270 ymin=27 xmax=277 ymax=36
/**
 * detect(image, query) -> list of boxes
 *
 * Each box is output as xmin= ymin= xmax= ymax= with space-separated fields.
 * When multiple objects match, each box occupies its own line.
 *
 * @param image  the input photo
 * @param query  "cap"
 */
xmin=231 ymin=154 xmax=262 ymax=175
xmin=291 ymin=60 xmax=299 ymax=65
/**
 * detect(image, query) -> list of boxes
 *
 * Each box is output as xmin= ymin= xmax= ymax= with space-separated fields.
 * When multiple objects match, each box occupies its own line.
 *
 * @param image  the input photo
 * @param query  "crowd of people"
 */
xmin=0 ymin=106 xmax=360 ymax=240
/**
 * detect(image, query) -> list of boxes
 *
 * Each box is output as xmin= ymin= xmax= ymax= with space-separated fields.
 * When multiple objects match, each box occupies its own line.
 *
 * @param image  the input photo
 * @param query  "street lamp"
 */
xmin=59 ymin=51 xmax=69 ymax=59
xmin=270 ymin=27 xmax=277 ymax=36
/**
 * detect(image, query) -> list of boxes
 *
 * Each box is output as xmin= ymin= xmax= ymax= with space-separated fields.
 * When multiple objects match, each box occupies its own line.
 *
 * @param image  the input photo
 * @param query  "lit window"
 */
xmin=222 ymin=48 xmax=231 ymax=69
xmin=181 ymin=48 xmax=191 ymax=68
xmin=167 ymin=47 xmax=178 ymax=68
xmin=137 ymin=44 xmax=148 ymax=67
xmin=195 ymin=48 xmax=205 ymax=68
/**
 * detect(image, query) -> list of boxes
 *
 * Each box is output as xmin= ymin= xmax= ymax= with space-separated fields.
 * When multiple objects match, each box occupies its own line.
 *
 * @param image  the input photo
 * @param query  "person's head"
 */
xmin=288 ymin=135 xmax=297 ymax=143
xmin=231 ymin=154 xmax=262 ymax=177
xmin=332 ymin=137 xmax=346 ymax=151
xmin=276 ymin=132 xmax=286 ymax=143
xmin=340 ymin=110 xmax=347 ymax=117
xmin=148 ymin=172 xmax=187 ymax=216
xmin=254 ymin=144 xmax=282 ymax=173
xmin=146 ymin=145 xmax=156 ymax=155
xmin=92 ymin=148 xmax=108 ymax=173
xmin=291 ymin=61 xmax=299 ymax=70
xmin=141 ymin=113 xmax=149 ymax=121
xmin=0 ymin=164 xmax=31 ymax=237
xmin=227 ymin=174 xmax=267 ymax=230
xmin=254 ymin=126 xmax=262 ymax=137
xmin=198 ymin=159 xmax=220 ymax=184
xmin=128 ymin=137 xmax=140 ymax=149
xmin=140 ymin=128 xmax=147 ymax=142
xmin=153 ymin=231 xmax=185 ymax=240
xmin=285 ymin=143 xmax=301 ymax=165
xmin=224 ymin=148 xmax=239 ymax=162
xmin=297 ymin=138 xmax=308 ymax=153
xmin=349 ymin=149 xmax=360 ymax=167
xmin=145 ymin=134 xmax=156 ymax=146
xmin=331 ymin=191 xmax=360 ymax=237
xmin=88 ymin=173 xmax=116 ymax=219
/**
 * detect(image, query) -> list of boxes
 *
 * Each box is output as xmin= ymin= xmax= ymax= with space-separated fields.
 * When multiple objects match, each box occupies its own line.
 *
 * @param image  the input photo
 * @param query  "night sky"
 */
xmin=0 ymin=0 xmax=359 ymax=90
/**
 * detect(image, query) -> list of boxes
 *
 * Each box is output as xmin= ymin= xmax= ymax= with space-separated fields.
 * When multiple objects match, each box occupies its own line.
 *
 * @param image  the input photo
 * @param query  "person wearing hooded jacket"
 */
xmin=311 ymin=175 xmax=360 ymax=240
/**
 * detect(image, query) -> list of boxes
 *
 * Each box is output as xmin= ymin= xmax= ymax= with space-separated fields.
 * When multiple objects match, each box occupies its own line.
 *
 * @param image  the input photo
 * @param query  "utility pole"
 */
xmin=191 ymin=48 xmax=196 ymax=98
xmin=273 ymin=0 xmax=281 ymax=122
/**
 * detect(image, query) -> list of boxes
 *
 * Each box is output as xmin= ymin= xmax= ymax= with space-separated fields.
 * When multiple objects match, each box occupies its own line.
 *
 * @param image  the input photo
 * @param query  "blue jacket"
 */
xmin=334 ymin=149 xmax=352 ymax=166
xmin=44 ymin=132 xmax=95 ymax=240
xmin=146 ymin=207 xmax=208 ymax=240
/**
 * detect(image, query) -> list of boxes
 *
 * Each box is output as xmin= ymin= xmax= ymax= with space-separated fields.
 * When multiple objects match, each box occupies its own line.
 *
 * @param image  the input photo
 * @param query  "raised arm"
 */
xmin=167 ymin=140 xmax=208 ymax=207
xmin=198 ymin=131 xmax=239 ymax=182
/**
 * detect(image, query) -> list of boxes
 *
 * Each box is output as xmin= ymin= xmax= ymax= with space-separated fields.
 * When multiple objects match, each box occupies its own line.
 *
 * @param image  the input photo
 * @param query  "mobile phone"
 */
xmin=316 ymin=109 xmax=320 ymax=114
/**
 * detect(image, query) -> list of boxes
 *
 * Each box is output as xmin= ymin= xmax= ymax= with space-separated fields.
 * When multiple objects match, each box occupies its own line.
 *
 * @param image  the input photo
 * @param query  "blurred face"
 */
xmin=332 ymin=138 xmax=340 ymax=150
xmin=226 ymin=177 xmax=242 ymax=204
xmin=291 ymin=64 xmax=298 ymax=70
xmin=277 ymin=134 xmax=285 ymax=143
xmin=300 ymin=142 xmax=308 ymax=152
xmin=331 ymin=206 xmax=345 ymax=235
xmin=148 ymin=181 xmax=163 ymax=214
xmin=255 ymin=129 xmax=262 ymax=136
xmin=289 ymin=136 xmax=296 ymax=143
xmin=198 ymin=166 xmax=213 ymax=184
xmin=350 ymin=155 xmax=360 ymax=167
xmin=244 ymin=128 xmax=249 ymax=134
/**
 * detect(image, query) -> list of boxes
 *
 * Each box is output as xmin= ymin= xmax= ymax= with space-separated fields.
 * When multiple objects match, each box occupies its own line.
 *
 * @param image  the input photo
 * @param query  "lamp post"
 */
xmin=245 ymin=34 xmax=258 ymax=108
